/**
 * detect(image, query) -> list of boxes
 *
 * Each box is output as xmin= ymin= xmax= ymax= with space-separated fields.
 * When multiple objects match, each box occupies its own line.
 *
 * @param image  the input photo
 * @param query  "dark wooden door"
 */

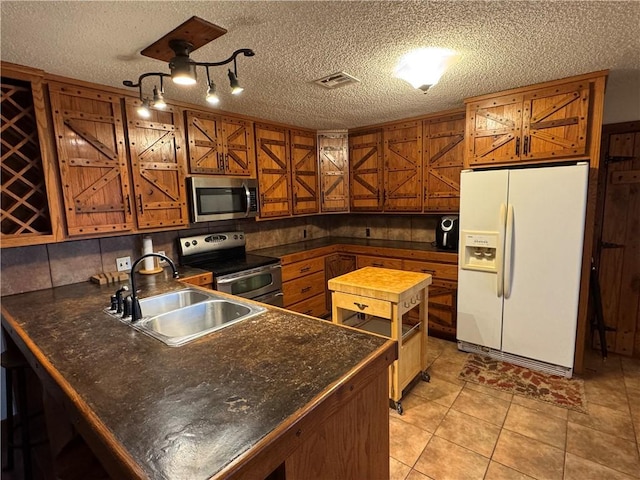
xmin=49 ymin=83 xmax=133 ymax=236
xmin=325 ymin=253 xmax=356 ymax=312
xmin=595 ymin=122 xmax=640 ymax=357
xmin=318 ymin=132 xmax=349 ymax=212
xmin=255 ymin=123 xmax=291 ymax=218
xmin=423 ymin=112 xmax=465 ymax=212
xmin=523 ymin=80 xmax=590 ymax=161
xmin=383 ymin=121 xmax=422 ymax=211
xmin=125 ymin=98 xmax=189 ymax=230
xmin=290 ymin=129 xmax=319 ymax=215
xmin=349 ymin=130 xmax=383 ymax=211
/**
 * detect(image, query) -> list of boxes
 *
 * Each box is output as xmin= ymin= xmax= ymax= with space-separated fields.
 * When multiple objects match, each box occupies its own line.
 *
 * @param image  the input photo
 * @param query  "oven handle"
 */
xmin=244 ymin=183 xmax=251 ymax=217
xmin=216 ymin=264 xmax=282 ymax=284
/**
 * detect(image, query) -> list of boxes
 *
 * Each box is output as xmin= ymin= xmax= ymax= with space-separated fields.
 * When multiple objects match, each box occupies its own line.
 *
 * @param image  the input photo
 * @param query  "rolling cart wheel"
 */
xmin=421 ymin=371 xmax=431 ymax=382
xmin=396 ymin=402 xmax=403 ymax=415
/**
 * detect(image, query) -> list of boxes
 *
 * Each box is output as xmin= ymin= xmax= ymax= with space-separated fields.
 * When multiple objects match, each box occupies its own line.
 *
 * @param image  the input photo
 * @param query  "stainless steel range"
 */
xmin=178 ymin=232 xmax=283 ymax=307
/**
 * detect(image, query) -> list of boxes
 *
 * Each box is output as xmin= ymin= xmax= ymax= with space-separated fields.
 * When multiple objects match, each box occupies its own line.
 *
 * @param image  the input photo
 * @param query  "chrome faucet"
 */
xmin=128 ymin=253 xmax=179 ymax=323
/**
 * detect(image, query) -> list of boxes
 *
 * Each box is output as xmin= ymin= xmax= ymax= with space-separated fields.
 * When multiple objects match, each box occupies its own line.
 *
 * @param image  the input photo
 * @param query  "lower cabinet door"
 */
xmin=283 ymin=271 xmax=325 ymax=307
xmin=288 ymin=292 xmax=328 ymax=318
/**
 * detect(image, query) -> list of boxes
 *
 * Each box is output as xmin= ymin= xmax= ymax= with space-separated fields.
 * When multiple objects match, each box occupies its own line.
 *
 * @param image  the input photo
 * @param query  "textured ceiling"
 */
xmin=1 ymin=1 xmax=639 ymax=130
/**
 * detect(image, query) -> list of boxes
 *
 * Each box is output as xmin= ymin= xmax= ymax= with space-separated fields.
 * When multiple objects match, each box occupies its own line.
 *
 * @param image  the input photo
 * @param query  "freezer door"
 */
xmin=457 ymin=169 xmax=509 ymax=349
xmin=502 ymin=163 xmax=588 ymax=368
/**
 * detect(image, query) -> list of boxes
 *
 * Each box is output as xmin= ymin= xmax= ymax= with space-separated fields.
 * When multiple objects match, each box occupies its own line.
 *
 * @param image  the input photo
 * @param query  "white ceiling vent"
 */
xmin=313 ymin=71 xmax=360 ymax=89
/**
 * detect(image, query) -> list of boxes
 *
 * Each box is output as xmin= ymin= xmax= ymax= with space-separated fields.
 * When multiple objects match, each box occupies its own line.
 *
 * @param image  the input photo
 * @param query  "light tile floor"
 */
xmin=390 ymin=336 xmax=640 ymax=480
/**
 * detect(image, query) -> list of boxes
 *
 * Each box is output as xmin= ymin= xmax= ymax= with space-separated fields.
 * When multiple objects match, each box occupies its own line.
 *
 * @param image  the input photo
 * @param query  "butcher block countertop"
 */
xmin=1 ymin=268 xmax=395 ymax=479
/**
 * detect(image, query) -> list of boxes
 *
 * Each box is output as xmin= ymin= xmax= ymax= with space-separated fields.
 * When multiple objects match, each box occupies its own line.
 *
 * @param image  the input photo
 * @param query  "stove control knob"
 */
xmin=240 ymin=235 xmax=244 ymax=239
xmin=192 ymin=240 xmax=198 ymax=246
xmin=234 ymin=234 xmax=238 ymax=239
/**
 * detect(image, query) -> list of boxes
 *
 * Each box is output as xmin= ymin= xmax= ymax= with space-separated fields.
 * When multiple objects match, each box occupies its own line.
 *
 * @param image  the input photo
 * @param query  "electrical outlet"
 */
xmin=116 ymin=256 xmax=131 ymax=272
xmin=303 ymin=228 xmax=307 ymax=239
xmin=156 ymin=251 xmax=167 ymax=266
xmin=366 ymin=228 xmax=371 ymax=237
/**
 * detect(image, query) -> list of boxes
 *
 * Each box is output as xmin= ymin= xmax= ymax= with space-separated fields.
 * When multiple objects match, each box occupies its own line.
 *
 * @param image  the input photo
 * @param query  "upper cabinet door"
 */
xmin=290 ymin=129 xmax=319 ymax=215
xmin=49 ymin=83 xmax=134 ymax=236
xmin=349 ymin=130 xmax=383 ymax=211
xmin=465 ymin=94 xmax=523 ymax=167
xmin=255 ymin=123 xmax=291 ymax=218
xmin=383 ymin=121 xmax=422 ymax=211
xmin=318 ymin=132 xmax=349 ymax=212
xmin=423 ymin=112 xmax=465 ymax=212
xmin=522 ymin=80 xmax=590 ymax=161
xmin=185 ymin=110 xmax=224 ymax=174
xmin=125 ymin=98 xmax=189 ymax=230
xmin=220 ymin=116 xmax=255 ymax=177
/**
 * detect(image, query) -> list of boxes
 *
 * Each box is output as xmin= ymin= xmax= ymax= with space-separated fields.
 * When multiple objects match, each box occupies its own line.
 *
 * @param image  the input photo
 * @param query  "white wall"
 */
xmin=603 ymin=69 xmax=640 ymax=125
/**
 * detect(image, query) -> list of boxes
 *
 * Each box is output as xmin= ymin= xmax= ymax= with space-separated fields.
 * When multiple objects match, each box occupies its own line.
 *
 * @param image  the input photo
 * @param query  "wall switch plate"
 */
xmin=116 ymin=256 xmax=131 ymax=272
xmin=156 ymin=251 xmax=168 ymax=266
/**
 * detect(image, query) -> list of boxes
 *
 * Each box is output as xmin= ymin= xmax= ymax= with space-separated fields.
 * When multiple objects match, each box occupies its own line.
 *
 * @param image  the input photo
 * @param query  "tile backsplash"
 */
xmin=0 ymin=214 xmax=440 ymax=296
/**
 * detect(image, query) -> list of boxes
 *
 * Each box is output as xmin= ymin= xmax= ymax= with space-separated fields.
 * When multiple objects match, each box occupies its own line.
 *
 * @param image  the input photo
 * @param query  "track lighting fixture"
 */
xmin=123 ymin=38 xmax=254 ymax=115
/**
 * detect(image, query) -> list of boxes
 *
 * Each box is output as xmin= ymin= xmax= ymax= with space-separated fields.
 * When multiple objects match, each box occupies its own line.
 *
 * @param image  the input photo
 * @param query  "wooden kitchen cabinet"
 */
xmin=49 ymin=82 xmax=134 ymax=236
xmin=318 ymin=131 xmax=349 ymax=212
xmin=1 ymin=63 xmax=63 ymax=247
xmin=185 ymin=109 xmax=255 ymax=176
xmin=349 ymin=129 xmax=383 ymax=211
xmin=282 ymin=255 xmax=328 ymax=317
xmin=124 ymin=98 xmax=189 ymax=230
xmin=356 ymin=255 xmax=403 ymax=270
xmin=180 ymin=272 xmax=214 ymax=290
xmin=383 ymin=121 xmax=422 ymax=211
xmin=290 ymin=129 xmax=319 ymax=215
xmin=423 ymin=110 xmax=466 ymax=212
xmin=255 ymin=122 xmax=292 ymax=218
xmin=465 ymin=74 xmax=603 ymax=168
xmin=324 ymin=253 xmax=357 ymax=312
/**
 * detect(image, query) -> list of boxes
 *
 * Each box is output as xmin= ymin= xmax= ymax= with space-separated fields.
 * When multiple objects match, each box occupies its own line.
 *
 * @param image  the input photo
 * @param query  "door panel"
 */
xmin=349 ymin=130 xmax=383 ymax=211
xmin=186 ymin=110 xmax=223 ymax=174
xmin=255 ymin=123 xmax=291 ymax=218
xmin=318 ymin=133 xmax=349 ymax=212
xmin=457 ymin=169 xmax=509 ymax=350
xmin=125 ymin=99 xmax=189 ymax=229
xmin=290 ymin=129 xmax=319 ymax=215
xmin=383 ymin=122 xmax=422 ymax=211
xmin=221 ymin=117 xmax=254 ymax=176
xmin=523 ymin=81 xmax=590 ymax=160
xmin=502 ymin=164 xmax=588 ymax=368
xmin=49 ymin=83 xmax=133 ymax=236
xmin=423 ymin=113 xmax=465 ymax=211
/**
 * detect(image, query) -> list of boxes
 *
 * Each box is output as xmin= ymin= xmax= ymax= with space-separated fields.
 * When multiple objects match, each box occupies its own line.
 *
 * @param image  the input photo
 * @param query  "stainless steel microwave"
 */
xmin=189 ymin=177 xmax=259 ymax=222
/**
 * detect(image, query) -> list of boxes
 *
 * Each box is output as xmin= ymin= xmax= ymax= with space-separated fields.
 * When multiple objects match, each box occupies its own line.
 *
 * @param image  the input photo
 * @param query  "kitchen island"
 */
xmin=1 ymin=269 xmax=396 ymax=479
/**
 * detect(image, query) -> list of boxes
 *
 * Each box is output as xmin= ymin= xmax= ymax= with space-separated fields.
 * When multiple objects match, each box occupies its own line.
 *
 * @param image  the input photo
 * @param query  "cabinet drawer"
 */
xmin=180 ymin=272 xmax=214 ymax=288
xmin=288 ymin=292 xmax=328 ymax=318
xmin=283 ymin=270 xmax=326 ymax=306
xmin=356 ymin=255 xmax=403 ymax=270
xmin=333 ymin=292 xmax=391 ymax=319
xmin=282 ymin=256 xmax=325 ymax=282
xmin=403 ymin=260 xmax=458 ymax=281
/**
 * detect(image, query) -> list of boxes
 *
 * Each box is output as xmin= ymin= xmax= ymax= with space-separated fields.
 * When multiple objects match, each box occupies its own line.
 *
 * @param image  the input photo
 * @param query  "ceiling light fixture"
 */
xmin=395 ymin=47 xmax=458 ymax=93
xmin=123 ymin=39 xmax=254 ymax=114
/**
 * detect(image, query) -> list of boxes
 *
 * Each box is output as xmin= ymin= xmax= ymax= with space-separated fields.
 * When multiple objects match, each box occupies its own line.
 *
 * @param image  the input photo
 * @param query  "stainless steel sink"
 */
xmin=107 ymin=288 xmax=266 ymax=346
xmin=138 ymin=288 xmax=211 ymax=317
xmin=135 ymin=299 xmax=265 ymax=347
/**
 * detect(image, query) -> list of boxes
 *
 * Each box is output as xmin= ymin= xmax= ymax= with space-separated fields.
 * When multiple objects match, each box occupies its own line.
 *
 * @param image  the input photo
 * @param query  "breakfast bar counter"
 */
xmin=1 ymin=269 xmax=395 ymax=479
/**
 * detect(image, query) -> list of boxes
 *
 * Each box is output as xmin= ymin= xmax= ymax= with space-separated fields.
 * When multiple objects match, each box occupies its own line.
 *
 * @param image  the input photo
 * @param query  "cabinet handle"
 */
xmin=421 ymin=269 xmax=436 ymax=274
xmin=217 ymin=152 xmax=222 ymax=170
xmin=372 ymin=262 xmax=384 ymax=267
xmin=303 ymin=309 xmax=312 ymax=315
xmin=225 ymin=153 xmax=229 ymax=170
xmin=138 ymin=194 xmax=143 ymax=214
xmin=515 ymin=137 xmax=520 ymax=156
xmin=354 ymin=302 xmax=369 ymax=311
xmin=300 ymin=266 xmax=310 ymax=273
xmin=523 ymin=135 xmax=529 ymax=156
xmin=301 ymin=286 xmax=312 ymax=293
xmin=125 ymin=195 xmax=131 ymax=214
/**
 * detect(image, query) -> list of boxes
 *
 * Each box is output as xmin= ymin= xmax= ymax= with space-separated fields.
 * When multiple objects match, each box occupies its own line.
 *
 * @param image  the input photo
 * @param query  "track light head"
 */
xmin=206 ymin=82 xmax=220 ymax=105
xmin=228 ymin=69 xmax=244 ymax=95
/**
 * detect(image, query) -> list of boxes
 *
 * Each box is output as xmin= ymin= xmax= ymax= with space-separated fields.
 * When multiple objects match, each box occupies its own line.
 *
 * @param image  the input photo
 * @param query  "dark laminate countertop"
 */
xmin=1 ymin=268 xmax=391 ymax=479
xmin=249 ymin=236 xmax=458 ymax=260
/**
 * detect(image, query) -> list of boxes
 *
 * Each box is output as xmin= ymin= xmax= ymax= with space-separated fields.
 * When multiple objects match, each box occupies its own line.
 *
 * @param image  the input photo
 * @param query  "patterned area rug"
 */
xmin=459 ymin=354 xmax=587 ymax=413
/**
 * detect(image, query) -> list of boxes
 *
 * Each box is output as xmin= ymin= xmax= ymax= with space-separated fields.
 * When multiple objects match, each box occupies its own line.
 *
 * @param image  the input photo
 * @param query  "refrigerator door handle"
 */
xmin=497 ymin=203 xmax=507 ymax=297
xmin=504 ymin=204 xmax=515 ymax=298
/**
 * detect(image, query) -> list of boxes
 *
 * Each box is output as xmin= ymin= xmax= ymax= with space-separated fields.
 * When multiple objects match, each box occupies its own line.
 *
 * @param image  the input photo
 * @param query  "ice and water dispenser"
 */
xmin=460 ymin=231 xmax=499 ymax=272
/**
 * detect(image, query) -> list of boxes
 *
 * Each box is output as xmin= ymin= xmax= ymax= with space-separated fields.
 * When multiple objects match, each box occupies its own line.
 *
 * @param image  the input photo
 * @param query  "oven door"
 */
xmin=253 ymin=290 xmax=284 ymax=307
xmin=215 ymin=264 xmax=282 ymax=300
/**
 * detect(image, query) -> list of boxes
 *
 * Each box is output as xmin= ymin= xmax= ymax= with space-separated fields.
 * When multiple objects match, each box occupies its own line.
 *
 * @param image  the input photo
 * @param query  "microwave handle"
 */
xmin=244 ymin=183 xmax=251 ymax=217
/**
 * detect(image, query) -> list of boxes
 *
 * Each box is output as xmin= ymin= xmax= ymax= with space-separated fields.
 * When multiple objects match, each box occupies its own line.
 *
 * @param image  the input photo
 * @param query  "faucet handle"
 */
xmin=122 ymin=295 xmax=133 ymax=319
xmin=115 ymin=285 xmax=129 ymax=314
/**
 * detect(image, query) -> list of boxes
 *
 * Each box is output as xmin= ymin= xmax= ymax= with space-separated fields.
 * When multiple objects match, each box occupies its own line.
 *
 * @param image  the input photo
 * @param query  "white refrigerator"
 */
xmin=456 ymin=163 xmax=589 ymax=377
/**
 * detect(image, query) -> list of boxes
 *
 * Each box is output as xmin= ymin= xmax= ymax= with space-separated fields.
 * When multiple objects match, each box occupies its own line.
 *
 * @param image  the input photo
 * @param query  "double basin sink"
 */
xmin=109 ymin=288 xmax=266 ymax=347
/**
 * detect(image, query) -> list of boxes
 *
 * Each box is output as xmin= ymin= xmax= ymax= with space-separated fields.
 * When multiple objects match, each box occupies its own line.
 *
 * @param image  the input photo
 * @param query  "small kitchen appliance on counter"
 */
xmin=178 ymin=231 xmax=283 ymax=306
xmin=436 ymin=216 xmax=459 ymax=250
